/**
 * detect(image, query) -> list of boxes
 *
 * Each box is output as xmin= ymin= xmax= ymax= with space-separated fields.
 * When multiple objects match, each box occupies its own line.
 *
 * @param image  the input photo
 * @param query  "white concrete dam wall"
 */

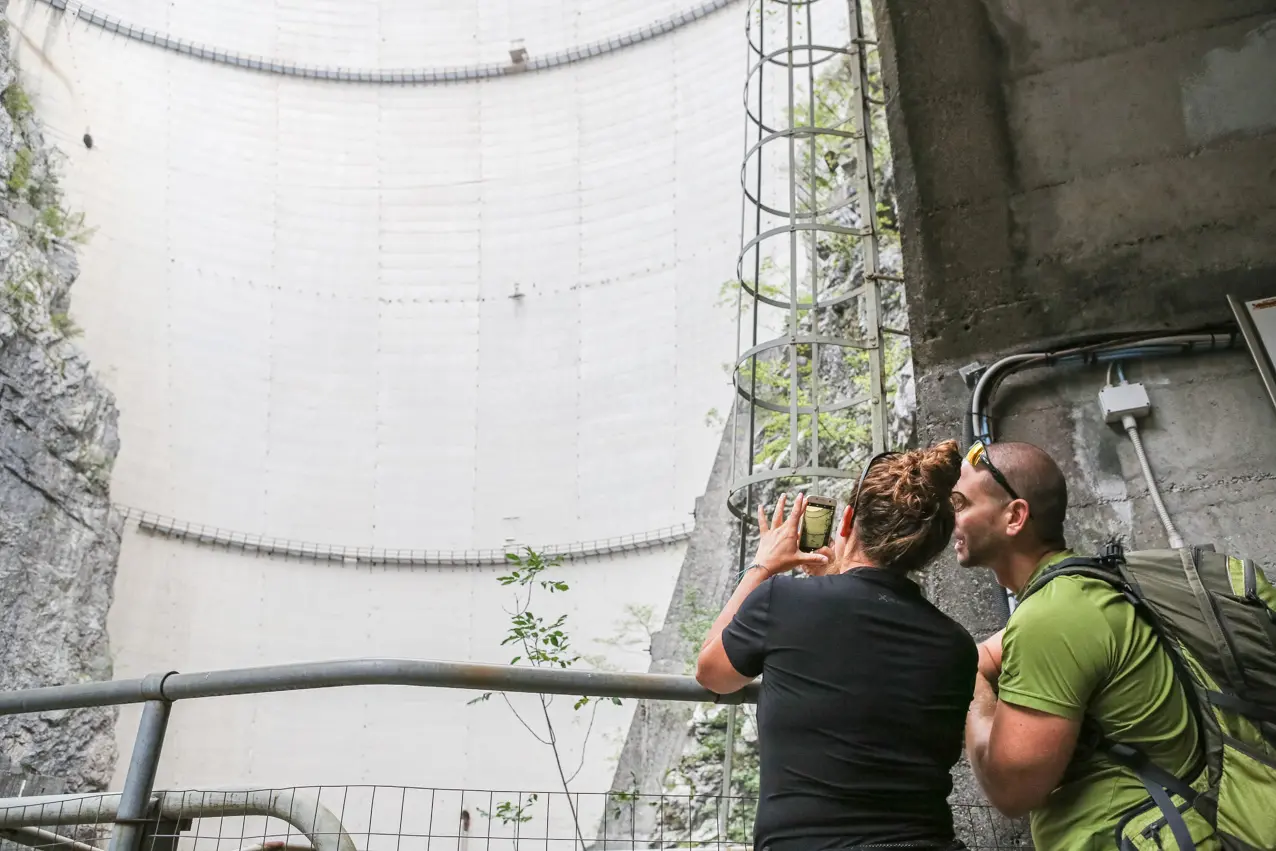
xmin=5 ymin=0 xmax=752 ymax=809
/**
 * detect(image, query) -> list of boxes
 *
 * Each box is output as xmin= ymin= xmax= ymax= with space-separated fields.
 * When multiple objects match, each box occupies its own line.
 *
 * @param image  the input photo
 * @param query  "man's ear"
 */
xmin=1005 ymin=499 xmax=1032 ymax=538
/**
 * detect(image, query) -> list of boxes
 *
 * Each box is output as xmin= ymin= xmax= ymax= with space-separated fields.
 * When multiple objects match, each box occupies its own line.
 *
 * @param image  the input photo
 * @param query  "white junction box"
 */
xmin=1229 ymin=294 xmax=1276 ymax=414
xmin=1099 ymin=382 xmax=1152 ymax=423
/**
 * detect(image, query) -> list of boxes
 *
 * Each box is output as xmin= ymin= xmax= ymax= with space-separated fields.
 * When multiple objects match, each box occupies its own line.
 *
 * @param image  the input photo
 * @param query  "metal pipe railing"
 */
xmin=0 ymin=789 xmax=358 ymax=851
xmin=1 ymin=825 xmax=105 ymax=851
xmin=0 ymin=658 xmax=757 ymax=717
xmin=0 ymin=660 xmax=757 ymax=851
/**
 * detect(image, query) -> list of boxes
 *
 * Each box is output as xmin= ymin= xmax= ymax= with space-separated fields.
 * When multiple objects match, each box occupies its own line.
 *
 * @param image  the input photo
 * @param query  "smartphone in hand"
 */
xmin=798 ymin=496 xmax=837 ymax=552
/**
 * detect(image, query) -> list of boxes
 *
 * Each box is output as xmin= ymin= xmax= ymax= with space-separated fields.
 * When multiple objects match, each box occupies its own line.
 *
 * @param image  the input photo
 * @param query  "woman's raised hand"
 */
xmin=753 ymin=493 xmax=832 ymax=576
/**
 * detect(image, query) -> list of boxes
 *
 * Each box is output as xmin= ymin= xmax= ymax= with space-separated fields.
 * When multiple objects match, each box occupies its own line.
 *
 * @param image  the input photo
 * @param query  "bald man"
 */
xmin=953 ymin=441 xmax=1207 ymax=851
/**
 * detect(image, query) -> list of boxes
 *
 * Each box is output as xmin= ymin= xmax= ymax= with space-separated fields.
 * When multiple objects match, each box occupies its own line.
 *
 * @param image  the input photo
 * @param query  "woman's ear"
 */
xmin=839 ymin=506 xmax=853 ymax=539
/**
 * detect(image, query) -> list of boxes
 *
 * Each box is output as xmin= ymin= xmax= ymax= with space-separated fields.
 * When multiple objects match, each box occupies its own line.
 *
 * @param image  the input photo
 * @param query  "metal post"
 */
xmin=718 ymin=704 xmax=737 ymax=840
xmin=109 ymin=699 xmax=171 ymax=851
xmin=848 ymin=0 xmax=888 ymax=454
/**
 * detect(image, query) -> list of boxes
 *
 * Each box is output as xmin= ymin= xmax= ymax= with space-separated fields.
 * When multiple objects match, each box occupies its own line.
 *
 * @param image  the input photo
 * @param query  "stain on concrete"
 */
xmin=1182 ymin=20 xmax=1276 ymax=146
xmin=1070 ymin=407 xmax=1134 ymax=540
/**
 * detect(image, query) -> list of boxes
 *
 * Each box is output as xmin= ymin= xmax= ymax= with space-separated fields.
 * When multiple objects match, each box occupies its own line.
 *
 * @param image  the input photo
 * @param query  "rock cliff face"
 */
xmin=0 ymin=3 xmax=123 ymax=792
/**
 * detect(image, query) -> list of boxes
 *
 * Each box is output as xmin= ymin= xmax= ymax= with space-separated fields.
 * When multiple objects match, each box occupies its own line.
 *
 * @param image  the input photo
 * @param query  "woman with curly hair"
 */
xmin=697 ymin=440 xmax=977 ymax=851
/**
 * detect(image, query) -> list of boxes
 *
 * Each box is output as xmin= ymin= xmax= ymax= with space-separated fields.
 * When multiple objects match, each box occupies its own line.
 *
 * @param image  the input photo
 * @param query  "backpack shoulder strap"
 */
xmin=1177 ymin=547 xmax=1246 ymax=694
xmin=1103 ymin=738 xmax=1200 ymax=851
xmin=1019 ymin=556 xmax=1137 ymax=604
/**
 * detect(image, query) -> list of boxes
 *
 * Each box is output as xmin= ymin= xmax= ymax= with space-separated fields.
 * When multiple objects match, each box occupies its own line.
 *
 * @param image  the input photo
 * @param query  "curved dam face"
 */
xmin=7 ymin=0 xmax=744 ymax=798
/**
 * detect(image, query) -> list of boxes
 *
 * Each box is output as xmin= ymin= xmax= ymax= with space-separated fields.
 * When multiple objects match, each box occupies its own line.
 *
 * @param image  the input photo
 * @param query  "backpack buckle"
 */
xmin=1101 ymin=540 xmax=1126 ymax=567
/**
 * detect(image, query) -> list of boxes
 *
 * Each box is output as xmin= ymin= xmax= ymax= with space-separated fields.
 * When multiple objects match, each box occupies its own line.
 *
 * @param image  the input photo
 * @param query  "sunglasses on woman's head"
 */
xmin=965 ymin=440 xmax=1021 ymax=502
xmin=849 ymin=450 xmax=901 ymax=517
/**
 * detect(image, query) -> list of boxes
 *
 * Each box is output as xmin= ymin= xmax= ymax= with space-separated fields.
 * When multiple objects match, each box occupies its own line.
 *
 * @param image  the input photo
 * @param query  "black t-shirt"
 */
xmin=721 ymin=567 xmax=978 ymax=850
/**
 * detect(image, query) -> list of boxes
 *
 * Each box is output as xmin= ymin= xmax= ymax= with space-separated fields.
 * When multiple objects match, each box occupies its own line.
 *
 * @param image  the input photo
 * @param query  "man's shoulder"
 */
xmin=1019 ymin=569 xmax=1125 ymax=611
xmin=1009 ymin=572 xmax=1125 ymax=641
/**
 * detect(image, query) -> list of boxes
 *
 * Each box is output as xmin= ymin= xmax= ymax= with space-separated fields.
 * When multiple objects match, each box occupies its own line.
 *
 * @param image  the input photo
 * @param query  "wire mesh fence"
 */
xmin=0 ymin=787 xmax=1031 ymax=851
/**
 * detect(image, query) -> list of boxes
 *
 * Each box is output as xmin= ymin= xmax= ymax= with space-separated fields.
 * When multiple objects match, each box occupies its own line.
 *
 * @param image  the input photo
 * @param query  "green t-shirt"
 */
xmin=998 ymin=551 xmax=1202 ymax=851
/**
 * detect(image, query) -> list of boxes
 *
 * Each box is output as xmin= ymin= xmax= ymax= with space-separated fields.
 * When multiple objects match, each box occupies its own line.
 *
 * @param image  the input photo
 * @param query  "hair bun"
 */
xmin=853 ymin=438 xmax=965 ymax=574
xmin=916 ymin=438 xmax=961 ymax=497
xmin=877 ymin=439 xmax=960 ymax=520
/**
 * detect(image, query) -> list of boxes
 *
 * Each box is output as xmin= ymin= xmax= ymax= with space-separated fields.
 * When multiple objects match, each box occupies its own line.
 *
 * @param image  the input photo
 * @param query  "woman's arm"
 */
xmin=695 ymin=494 xmax=832 ymax=693
xmin=695 ymin=565 xmax=770 ymax=693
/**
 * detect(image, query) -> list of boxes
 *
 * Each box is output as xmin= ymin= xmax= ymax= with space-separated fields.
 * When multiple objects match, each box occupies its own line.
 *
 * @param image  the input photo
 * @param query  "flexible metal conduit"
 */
xmin=38 ymin=0 xmax=742 ymax=83
xmin=0 ymin=658 xmax=758 ymax=717
xmin=1122 ymin=414 xmax=1184 ymax=549
xmin=966 ymin=327 xmax=1240 ymax=619
xmin=969 ymin=330 xmax=1239 ymax=442
xmin=118 ymin=506 xmax=692 ymax=566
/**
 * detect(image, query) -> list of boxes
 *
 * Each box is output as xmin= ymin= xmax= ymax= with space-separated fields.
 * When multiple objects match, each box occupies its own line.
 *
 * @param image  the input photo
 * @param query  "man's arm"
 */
xmin=966 ymin=587 xmax=1113 ymax=818
xmin=977 ymin=628 xmax=1005 ymax=685
xmin=965 ymin=671 xmax=1081 ymax=818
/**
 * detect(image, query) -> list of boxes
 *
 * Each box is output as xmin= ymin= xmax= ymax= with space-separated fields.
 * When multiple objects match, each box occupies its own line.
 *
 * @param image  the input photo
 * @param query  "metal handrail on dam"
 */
xmin=0 ymin=660 xmax=758 ymax=851
xmin=37 ymin=0 xmax=744 ymax=83
xmin=120 ymin=507 xmax=694 ymax=566
xmin=0 ymin=659 xmax=757 ymax=716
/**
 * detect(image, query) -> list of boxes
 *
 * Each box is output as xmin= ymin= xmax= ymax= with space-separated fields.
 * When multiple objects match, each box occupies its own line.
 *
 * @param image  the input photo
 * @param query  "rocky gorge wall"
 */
xmin=0 ymin=1 xmax=122 ymax=792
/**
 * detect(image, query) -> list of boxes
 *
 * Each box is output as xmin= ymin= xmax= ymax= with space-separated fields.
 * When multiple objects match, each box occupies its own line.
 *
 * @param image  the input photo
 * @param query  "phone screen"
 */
xmin=799 ymin=499 xmax=836 ymax=552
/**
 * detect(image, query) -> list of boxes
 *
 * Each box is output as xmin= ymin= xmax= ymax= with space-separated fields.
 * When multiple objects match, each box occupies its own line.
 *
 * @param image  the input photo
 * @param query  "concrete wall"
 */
xmin=5 ymin=0 xmax=748 ymax=815
xmin=876 ymin=0 xmax=1276 ymax=368
xmin=873 ymin=0 xmax=1276 ymax=807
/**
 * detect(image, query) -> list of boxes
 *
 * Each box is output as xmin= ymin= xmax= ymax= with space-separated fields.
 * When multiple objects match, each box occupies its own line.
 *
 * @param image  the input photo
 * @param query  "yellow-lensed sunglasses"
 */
xmin=965 ymin=440 xmax=1022 ymax=502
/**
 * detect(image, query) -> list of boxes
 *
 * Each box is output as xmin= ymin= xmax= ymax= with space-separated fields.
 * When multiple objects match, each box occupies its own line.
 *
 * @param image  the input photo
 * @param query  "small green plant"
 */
xmin=2 ymin=84 xmax=32 ymax=121
xmin=605 ymin=778 xmax=646 ymax=821
xmin=8 ymin=146 xmax=32 ymax=194
xmin=583 ymin=602 xmax=661 ymax=673
xmin=39 ymin=204 xmax=65 ymax=235
xmin=478 ymin=794 xmax=538 ymax=827
xmin=470 ymin=547 xmax=619 ymax=847
xmin=49 ymin=311 xmax=80 ymax=338
xmin=3 ymin=266 xmax=43 ymax=308
xmin=4 ymin=279 xmax=35 ymax=307
xmin=717 ymin=257 xmax=791 ymax=310
xmin=37 ymin=204 xmax=92 ymax=245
